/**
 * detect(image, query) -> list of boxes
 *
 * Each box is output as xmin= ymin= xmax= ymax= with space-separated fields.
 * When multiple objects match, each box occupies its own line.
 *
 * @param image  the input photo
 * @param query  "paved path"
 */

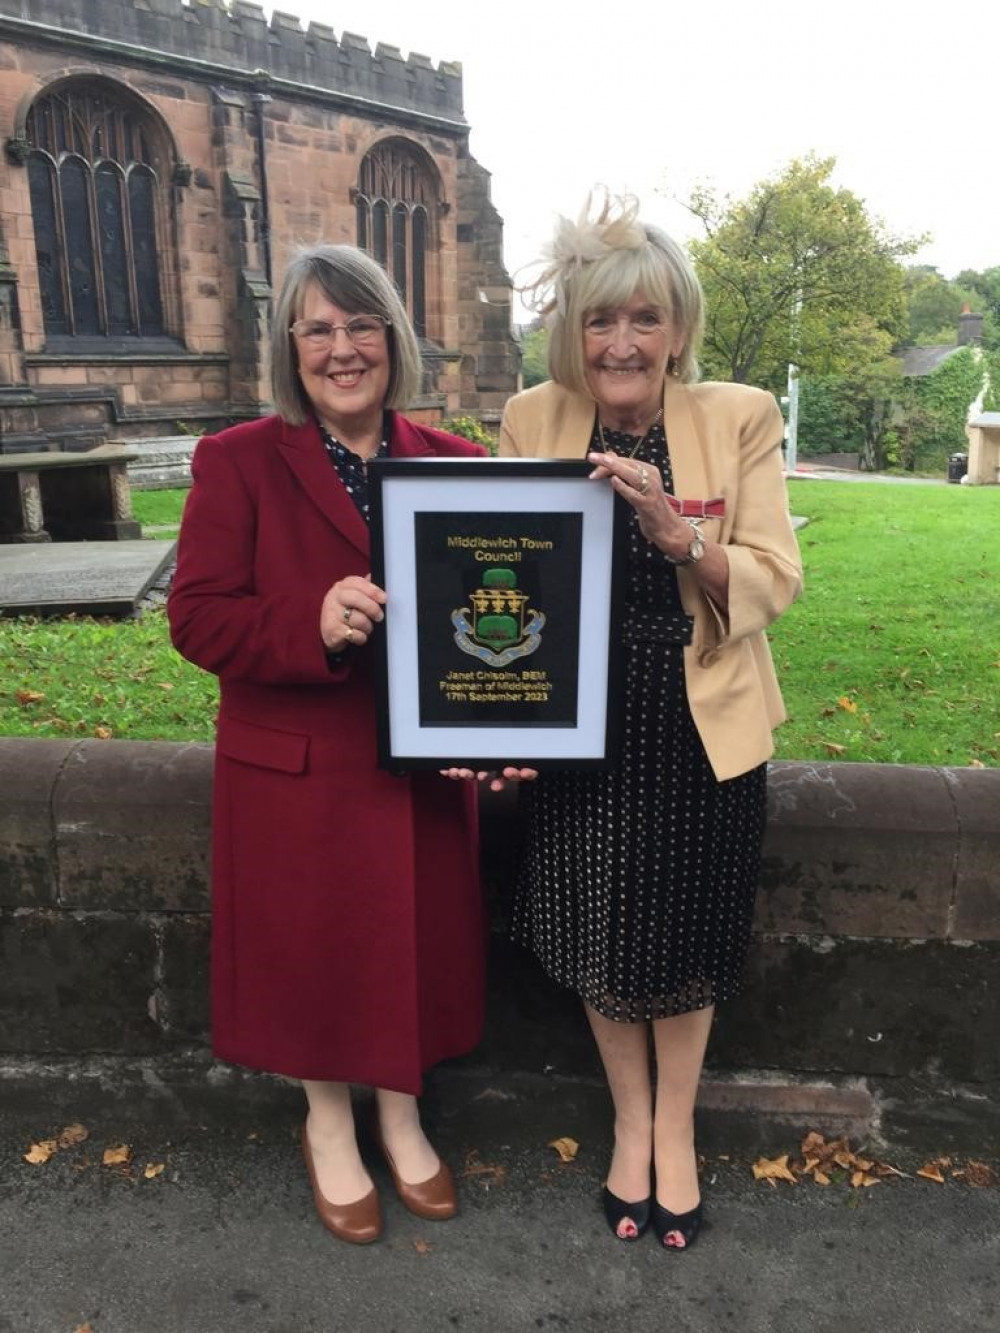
xmin=2 ymin=1068 xmax=997 ymax=1333
xmin=789 ymin=464 xmax=951 ymax=486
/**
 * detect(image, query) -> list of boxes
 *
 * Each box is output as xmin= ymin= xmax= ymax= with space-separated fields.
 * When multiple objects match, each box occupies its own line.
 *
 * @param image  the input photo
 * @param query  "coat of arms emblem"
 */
xmin=451 ymin=567 xmax=546 ymax=667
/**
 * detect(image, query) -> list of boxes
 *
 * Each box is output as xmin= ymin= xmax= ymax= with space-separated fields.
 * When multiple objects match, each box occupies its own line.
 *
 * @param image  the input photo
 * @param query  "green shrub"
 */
xmin=519 ymin=326 xmax=549 ymax=388
xmin=442 ymin=415 xmax=497 ymax=453
xmin=797 ymin=377 xmax=863 ymax=456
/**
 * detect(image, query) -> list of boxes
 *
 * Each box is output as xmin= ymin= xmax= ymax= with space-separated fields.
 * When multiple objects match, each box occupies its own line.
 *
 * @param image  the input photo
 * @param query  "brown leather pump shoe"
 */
xmin=374 ymin=1126 xmax=458 ymax=1221
xmin=300 ymin=1124 xmax=381 ymax=1244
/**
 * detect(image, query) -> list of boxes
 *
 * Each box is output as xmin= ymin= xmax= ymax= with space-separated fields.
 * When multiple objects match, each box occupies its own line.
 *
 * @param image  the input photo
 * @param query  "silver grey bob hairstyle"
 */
xmin=521 ymin=191 xmax=704 ymax=394
xmin=271 ymin=243 xmax=422 ymax=424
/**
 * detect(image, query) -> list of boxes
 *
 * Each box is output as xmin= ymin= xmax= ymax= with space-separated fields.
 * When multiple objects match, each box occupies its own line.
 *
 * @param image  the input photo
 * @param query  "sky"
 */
xmin=278 ymin=0 xmax=999 ymax=314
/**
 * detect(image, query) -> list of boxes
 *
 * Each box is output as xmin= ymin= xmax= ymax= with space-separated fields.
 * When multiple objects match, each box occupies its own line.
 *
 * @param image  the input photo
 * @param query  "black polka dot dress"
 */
xmin=511 ymin=419 xmax=767 ymax=1023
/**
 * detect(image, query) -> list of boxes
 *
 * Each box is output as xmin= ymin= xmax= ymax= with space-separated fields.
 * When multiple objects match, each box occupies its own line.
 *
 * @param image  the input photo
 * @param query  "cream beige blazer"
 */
xmin=498 ymin=378 xmax=804 ymax=781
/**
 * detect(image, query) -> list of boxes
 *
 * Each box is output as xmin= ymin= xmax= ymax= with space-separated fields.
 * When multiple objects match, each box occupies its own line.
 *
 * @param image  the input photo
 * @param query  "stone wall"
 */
xmin=2 ymin=738 xmax=997 ymax=1143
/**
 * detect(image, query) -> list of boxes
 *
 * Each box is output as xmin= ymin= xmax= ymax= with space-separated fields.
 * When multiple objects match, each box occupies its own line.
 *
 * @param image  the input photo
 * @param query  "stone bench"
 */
xmin=0 ymin=445 xmax=141 ymax=542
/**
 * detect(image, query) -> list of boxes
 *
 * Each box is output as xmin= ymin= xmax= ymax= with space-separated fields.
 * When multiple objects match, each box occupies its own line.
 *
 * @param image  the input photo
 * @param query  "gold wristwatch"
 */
xmin=668 ymin=525 xmax=706 ymax=566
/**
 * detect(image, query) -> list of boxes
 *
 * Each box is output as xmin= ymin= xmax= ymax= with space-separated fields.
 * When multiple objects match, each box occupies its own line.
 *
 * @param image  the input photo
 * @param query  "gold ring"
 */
xmin=343 ymin=606 xmax=353 ymax=623
xmin=639 ymin=466 xmax=650 ymax=496
xmin=344 ymin=625 xmax=356 ymax=645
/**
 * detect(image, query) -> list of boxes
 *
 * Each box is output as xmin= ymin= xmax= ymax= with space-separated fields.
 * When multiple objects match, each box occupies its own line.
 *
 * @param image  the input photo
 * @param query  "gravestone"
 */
xmin=0 ymin=541 xmax=175 ymax=617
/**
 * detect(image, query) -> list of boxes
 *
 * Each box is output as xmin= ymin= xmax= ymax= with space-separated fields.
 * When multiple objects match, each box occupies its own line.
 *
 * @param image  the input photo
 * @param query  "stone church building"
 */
xmin=0 ymin=0 xmax=520 ymax=455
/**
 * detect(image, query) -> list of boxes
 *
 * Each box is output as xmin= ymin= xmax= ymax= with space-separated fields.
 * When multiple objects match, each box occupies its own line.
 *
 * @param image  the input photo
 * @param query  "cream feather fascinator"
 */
xmin=520 ymin=189 xmax=646 ymax=321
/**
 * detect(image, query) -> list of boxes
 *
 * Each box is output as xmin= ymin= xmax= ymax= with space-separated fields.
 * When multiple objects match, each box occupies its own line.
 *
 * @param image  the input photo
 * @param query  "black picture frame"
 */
xmin=368 ymin=457 xmax=627 ymax=771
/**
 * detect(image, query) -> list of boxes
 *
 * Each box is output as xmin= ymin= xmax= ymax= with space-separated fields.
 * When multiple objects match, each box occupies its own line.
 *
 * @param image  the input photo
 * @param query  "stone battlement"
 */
xmin=0 ymin=0 xmax=465 ymax=124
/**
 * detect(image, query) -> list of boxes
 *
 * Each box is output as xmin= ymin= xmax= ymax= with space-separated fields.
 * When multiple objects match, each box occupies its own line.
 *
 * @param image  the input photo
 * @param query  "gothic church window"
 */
xmin=25 ymin=79 xmax=170 ymax=340
xmin=355 ymin=140 xmax=436 ymax=339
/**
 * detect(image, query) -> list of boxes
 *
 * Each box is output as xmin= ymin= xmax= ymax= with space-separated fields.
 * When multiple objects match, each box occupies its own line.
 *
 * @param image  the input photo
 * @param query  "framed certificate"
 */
xmin=368 ymin=458 xmax=626 ymax=771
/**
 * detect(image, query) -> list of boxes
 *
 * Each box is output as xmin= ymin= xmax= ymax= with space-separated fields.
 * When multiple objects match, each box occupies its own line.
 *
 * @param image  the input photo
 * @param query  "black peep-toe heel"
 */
xmin=651 ymin=1199 xmax=703 ymax=1251
xmin=602 ymin=1186 xmax=651 ymax=1242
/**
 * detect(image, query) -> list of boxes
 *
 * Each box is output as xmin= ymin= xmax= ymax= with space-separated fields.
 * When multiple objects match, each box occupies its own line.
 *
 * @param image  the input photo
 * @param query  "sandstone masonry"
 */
xmin=0 ymin=0 xmax=520 ymax=453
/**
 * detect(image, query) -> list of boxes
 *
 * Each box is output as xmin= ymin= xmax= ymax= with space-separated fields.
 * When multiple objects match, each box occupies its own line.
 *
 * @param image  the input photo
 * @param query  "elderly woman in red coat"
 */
xmin=168 ymin=244 xmax=488 ymax=1245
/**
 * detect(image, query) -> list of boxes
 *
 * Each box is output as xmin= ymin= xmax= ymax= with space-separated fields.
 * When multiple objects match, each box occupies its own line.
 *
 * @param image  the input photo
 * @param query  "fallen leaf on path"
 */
xmin=800 ymin=1131 xmax=829 ymax=1157
xmin=850 ymin=1170 xmax=880 ymax=1188
xmin=24 ymin=1139 xmax=58 ymax=1164
xmin=102 ymin=1145 xmax=132 ymax=1167
xmin=93 ymin=726 xmax=113 ymax=740
xmin=547 ymin=1137 xmax=579 ymax=1163
xmin=822 ymin=741 xmax=847 ymax=756
xmin=73 ymin=1324 xmax=94 ymax=1333
xmin=58 ymin=1123 xmax=89 ymax=1148
xmin=16 ymin=689 xmax=45 ymax=706
xmin=917 ymin=1161 xmax=946 ymax=1183
xmin=836 ymin=696 xmax=858 ymax=713
xmin=412 ymin=1239 xmax=433 ymax=1255
xmin=752 ymin=1154 xmax=797 ymax=1184
xmin=958 ymin=1161 xmax=997 ymax=1187
xmin=143 ymin=1162 xmax=165 ymax=1179
xmin=461 ymin=1150 xmax=508 ymax=1186
xmin=965 ymin=1161 xmax=998 ymax=1187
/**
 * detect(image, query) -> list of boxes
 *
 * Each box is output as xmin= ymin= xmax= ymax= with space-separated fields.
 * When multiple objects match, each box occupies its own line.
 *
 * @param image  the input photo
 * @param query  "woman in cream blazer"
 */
xmin=498 ymin=193 xmax=802 ymax=1253
xmin=500 ymin=375 xmax=801 ymax=782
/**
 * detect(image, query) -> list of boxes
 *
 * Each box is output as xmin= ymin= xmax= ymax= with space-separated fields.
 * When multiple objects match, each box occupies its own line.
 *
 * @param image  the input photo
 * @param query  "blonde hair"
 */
xmin=271 ymin=244 xmax=422 ymax=424
xmin=521 ymin=191 xmax=704 ymax=393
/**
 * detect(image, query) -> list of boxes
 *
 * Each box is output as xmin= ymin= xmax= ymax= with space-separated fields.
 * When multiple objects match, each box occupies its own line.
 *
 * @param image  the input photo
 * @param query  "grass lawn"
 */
xmin=2 ymin=480 xmax=998 ymax=765
xmin=131 ymin=488 xmax=190 ymax=528
xmin=131 ymin=486 xmax=189 ymax=541
xmin=773 ymin=480 xmax=999 ymax=767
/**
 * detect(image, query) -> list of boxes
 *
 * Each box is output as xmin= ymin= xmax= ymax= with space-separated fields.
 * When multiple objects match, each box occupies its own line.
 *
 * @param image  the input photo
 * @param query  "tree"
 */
xmin=837 ymin=359 xmax=905 ymax=471
xmin=904 ymin=266 xmax=964 ymax=345
xmin=954 ymin=266 xmax=1000 ymax=352
xmin=519 ymin=323 xmax=549 ymax=388
xmin=903 ymin=266 xmax=983 ymax=346
xmin=796 ymin=376 xmax=861 ymax=457
xmin=954 ymin=266 xmax=1000 ymax=321
xmin=685 ymin=155 xmax=920 ymax=391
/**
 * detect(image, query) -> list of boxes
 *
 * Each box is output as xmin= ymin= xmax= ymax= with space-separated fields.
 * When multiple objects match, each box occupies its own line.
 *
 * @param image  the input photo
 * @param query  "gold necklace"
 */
xmin=596 ymin=406 xmax=664 ymax=459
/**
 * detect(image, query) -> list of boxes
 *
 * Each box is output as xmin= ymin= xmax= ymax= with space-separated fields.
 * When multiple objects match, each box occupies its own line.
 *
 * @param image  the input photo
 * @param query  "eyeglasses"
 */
xmin=583 ymin=311 xmax=666 ymax=340
xmin=289 ymin=314 xmax=391 ymax=348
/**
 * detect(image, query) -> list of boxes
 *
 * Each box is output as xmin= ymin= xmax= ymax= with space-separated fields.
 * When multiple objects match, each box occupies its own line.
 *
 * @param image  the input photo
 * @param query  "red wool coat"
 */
xmin=168 ymin=412 xmax=486 ymax=1093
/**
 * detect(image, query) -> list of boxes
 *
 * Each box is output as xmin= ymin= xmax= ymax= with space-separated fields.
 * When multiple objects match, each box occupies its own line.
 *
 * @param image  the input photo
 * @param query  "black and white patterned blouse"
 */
xmin=318 ymin=421 xmax=388 ymax=522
